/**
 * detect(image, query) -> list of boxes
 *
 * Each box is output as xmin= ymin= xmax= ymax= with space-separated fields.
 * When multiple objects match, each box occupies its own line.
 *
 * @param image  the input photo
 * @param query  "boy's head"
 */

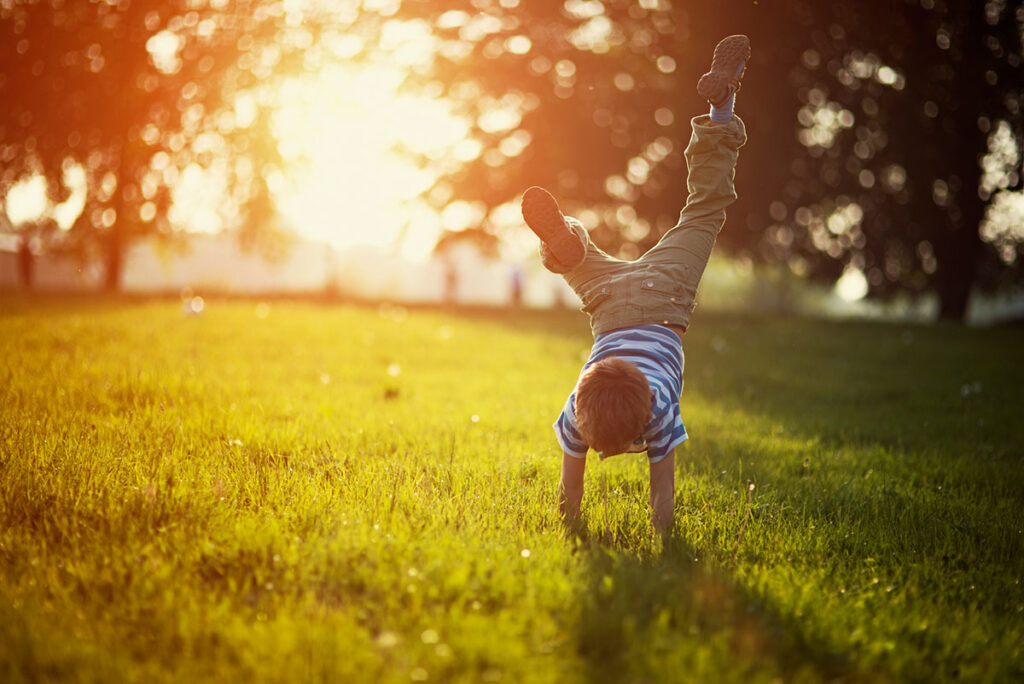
xmin=575 ymin=357 xmax=652 ymax=456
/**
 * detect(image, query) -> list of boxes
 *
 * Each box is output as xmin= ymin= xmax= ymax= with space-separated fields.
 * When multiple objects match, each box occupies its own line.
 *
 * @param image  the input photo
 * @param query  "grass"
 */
xmin=0 ymin=295 xmax=1022 ymax=683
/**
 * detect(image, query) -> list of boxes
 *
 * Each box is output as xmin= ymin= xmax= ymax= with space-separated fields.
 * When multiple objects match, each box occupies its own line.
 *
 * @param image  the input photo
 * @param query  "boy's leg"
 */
xmin=558 ymin=452 xmax=586 ymax=522
xmin=523 ymin=186 xmax=618 ymax=273
xmin=522 ymin=186 xmax=586 ymax=270
xmin=637 ymin=36 xmax=750 ymax=329
xmin=637 ymin=115 xmax=746 ymax=278
xmin=522 ymin=186 xmax=625 ymax=307
xmin=649 ymin=449 xmax=675 ymax=534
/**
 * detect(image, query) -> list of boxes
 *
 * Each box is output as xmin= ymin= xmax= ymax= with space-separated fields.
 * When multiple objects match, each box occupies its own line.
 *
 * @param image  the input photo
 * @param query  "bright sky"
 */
xmin=268 ymin=61 xmax=471 ymax=259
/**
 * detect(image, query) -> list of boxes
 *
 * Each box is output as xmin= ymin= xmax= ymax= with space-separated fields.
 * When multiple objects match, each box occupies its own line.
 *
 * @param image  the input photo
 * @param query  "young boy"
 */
xmin=521 ymin=35 xmax=750 ymax=533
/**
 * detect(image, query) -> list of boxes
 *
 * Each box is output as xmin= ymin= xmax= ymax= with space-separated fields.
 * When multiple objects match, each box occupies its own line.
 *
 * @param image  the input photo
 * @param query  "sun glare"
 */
xmin=269 ymin=61 xmax=471 ymax=259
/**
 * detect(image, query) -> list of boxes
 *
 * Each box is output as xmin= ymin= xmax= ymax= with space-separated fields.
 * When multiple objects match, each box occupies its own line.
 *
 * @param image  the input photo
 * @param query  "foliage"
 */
xmin=1 ymin=298 xmax=1022 ymax=682
xmin=394 ymin=0 xmax=1023 ymax=319
xmin=0 ymin=0 xmax=289 ymax=288
xmin=777 ymin=0 xmax=1024 ymax=319
xmin=1 ymin=0 xmax=1021 ymax=309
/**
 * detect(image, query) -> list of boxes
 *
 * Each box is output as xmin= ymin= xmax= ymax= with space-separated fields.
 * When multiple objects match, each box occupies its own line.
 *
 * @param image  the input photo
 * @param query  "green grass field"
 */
xmin=1 ymin=296 xmax=1022 ymax=683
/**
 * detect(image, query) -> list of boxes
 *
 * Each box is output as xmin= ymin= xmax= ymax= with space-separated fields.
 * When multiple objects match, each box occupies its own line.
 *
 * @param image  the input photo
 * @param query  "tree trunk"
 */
xmin=933 ymin=1 xmax=987 ymax=322
xmin=103 ymin=230 xmax=122 ymax=292
xmin=17 ymin=238 xmax=33 ymax=290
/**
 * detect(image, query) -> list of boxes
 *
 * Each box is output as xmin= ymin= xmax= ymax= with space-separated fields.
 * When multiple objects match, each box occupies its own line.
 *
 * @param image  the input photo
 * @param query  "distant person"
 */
xmin=510 ymin=265 xmax=523 ymax=307
xmin=521 ymin=35 xmax=750 ymax=532
xmin=444 ymin=258 xmax=458 ymax=306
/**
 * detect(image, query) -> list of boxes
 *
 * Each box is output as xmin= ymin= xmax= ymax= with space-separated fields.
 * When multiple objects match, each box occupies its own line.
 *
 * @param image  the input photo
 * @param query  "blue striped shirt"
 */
xmin=554 ymin=324 xmax=687 ymax=464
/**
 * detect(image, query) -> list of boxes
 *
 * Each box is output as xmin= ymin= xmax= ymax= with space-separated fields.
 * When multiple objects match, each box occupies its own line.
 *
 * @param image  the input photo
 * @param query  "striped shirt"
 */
xmin=554 ymin=324 xmax=687 ymax=464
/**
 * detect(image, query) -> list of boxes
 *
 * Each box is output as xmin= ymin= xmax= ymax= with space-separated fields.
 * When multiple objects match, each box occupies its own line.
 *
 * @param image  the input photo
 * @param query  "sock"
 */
xmin=710 ymin=93 xmax=735 ymax=123
xmin=708 ymin=59 xmax=745 ymax=123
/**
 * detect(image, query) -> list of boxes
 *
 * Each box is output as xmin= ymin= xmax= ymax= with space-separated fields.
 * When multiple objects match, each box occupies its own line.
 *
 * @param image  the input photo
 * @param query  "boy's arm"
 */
xmin=558 ymin=452 xmax=586 ymax=522
xmin=649 ymin=448 xmax=676 ymax=534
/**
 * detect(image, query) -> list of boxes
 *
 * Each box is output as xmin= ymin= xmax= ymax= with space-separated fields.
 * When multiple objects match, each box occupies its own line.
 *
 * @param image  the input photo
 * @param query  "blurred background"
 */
xmin=0 ymin=0 xmax=1021 ymax=323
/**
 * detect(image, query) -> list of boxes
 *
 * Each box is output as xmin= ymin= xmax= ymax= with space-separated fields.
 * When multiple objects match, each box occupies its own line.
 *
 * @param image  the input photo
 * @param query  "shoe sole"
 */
xmin=697 ymin=34 xmax=750 ymax=105
xmin=522 ymin=186 xmax=585 ymax=266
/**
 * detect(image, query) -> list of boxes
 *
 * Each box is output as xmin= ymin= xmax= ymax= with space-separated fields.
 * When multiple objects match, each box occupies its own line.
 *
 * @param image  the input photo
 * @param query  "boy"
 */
xmin=521 ymin=35 xmax=750 ymax=532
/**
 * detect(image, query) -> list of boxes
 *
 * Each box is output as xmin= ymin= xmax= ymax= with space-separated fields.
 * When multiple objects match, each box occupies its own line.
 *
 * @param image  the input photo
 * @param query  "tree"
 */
xmin=395 ymin=0 xmax=1022 ymax=321
xmin=774 ymin=0 xmax=1024 ymax=320
xmin=0 ymin=0 xmax=292 ymax=290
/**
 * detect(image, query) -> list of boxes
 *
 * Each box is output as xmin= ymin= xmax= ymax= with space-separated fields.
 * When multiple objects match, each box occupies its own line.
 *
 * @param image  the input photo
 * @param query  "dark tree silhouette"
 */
xmin=776 ymin=0 xmax=1024 ymax=320
xmin=397 ymin=0 xmax=1022 ymax=320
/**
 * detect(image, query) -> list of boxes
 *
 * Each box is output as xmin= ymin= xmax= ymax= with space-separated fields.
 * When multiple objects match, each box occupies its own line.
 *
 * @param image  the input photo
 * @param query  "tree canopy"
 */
xmin=1 ymin=0 xmax=1021 ymax=319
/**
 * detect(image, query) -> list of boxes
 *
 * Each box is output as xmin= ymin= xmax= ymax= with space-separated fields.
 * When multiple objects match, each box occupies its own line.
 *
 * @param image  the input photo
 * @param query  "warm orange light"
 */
xmin=268 ymin=59 xmax=471 ymax=258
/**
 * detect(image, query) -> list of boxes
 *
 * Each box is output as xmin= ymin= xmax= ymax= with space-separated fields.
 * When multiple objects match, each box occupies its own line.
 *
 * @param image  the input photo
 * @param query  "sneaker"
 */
xmin=697 ymin=34 xmax=750 ymax=107
xmin=521 ymin=186 xmax=585 ymax=267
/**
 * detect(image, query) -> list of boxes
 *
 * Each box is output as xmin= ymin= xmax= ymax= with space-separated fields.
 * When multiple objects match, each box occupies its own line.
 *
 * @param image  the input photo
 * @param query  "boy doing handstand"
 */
xmin=521 ymin=35 xmax=750 ymax=533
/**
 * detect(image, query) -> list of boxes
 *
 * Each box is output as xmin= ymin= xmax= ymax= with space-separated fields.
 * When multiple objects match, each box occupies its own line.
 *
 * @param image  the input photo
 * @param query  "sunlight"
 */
xmin=2 ymin=164 xmax=86 ymax=230
xmin=835 ymin=264 xmax=869 ymax=301
xmin=2 ymin=175 xmax=47 ymax=225
xmin=269 ymin=60 xmax=471 ymax=259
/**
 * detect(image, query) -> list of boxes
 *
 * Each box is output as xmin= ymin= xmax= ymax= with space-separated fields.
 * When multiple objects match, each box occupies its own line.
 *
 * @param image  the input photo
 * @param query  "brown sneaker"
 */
xmin=697 ymin=34 xmax=750 ymax=106
xmin=521 ymin=186 xmax=585 ymax=267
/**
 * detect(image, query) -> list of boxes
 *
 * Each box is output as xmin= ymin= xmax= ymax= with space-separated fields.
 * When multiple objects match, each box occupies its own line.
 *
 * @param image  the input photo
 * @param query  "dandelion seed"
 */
xmin=320 ymin=373 xmax=331 ymax=385
xmin=420 ymin=629 xmax=439 ymax=644
xmin=520 ymin=548 xmax=531 ymax=558
xmin=748 ymin=482 xmax=755 ymax=492
xmin=407 ymin=568 xmax=418 ymax=577
xmin=265 ymin=582 xmax=274 ymax=591
xmin=471 ymin=600 xmax=482 ymax=611
xmin=471 ymin=414 xmax=480 ymax=423
xmin=230 ymin=439 xmax=243 ymax=447
xmin=387 ymin=363 xmax=401 ymax=377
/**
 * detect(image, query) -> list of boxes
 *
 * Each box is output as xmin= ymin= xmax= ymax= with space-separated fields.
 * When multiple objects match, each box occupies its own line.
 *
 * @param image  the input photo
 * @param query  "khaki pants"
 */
xmin=542 ymin=115 xmax=747 ymax=336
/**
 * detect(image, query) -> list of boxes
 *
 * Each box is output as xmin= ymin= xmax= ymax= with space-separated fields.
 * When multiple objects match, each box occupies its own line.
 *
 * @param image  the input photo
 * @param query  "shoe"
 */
xmin=522 ymin=186 xmax=585 ymax=267
xmin=697 ymin=34 xmax=750 ymax=107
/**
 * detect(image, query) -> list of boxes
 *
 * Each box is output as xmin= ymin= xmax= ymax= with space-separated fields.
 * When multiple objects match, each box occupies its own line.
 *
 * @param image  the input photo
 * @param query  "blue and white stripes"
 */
xmin=554 ymin=324 xmax=688 ymax=463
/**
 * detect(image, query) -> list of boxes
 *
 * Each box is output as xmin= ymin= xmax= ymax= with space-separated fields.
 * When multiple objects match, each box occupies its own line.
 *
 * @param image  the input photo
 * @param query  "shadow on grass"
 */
xmin=567 ymin=529 xmax=858 ymax=683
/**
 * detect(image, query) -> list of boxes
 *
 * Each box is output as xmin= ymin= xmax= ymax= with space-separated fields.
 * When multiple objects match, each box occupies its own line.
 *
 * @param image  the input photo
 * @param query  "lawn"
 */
xmin=1 ymin=296 xmax=1021 ymax=683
